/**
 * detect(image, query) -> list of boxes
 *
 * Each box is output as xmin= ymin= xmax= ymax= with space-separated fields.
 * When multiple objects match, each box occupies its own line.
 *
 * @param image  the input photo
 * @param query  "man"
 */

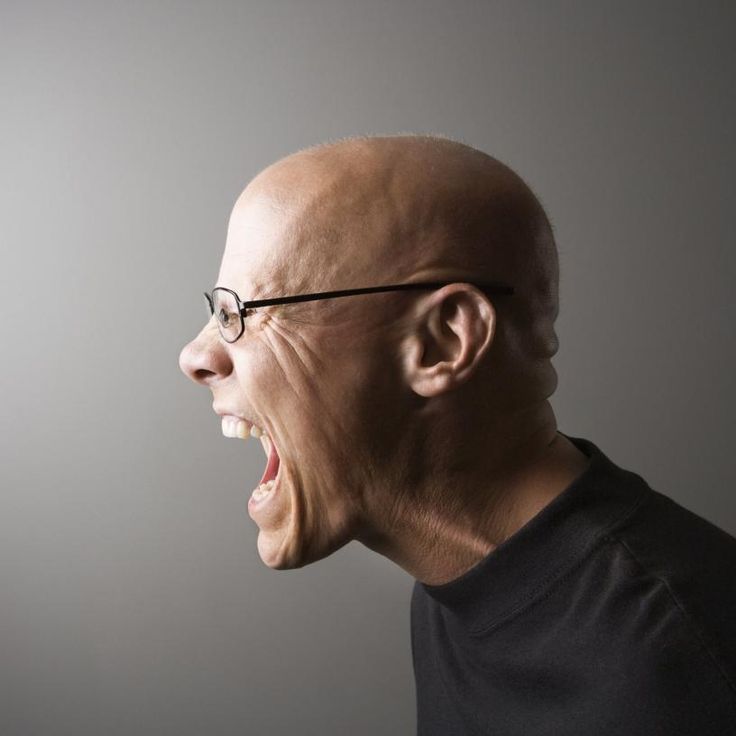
xmin=179 ymin=135 xmax=736 ymax=734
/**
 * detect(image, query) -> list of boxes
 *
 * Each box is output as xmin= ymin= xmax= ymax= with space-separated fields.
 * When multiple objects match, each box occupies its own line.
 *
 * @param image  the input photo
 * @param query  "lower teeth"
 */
xmin=253 ymin=480 xmax=275 ymax=500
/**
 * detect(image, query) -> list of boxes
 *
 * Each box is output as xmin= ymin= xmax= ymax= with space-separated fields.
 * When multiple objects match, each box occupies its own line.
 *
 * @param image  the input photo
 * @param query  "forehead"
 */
xmin=214 ymin=148 xmax=422 ymax=300
xmin=216 ymin=192 xmax=296 ymax=298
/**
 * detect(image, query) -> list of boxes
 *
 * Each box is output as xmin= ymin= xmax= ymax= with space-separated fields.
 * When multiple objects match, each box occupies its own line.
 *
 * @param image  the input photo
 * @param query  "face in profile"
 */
xmin=178 ymin=135 xmax=566 ymax=588
xmin=178 ymin=183 xmax=410 ymax=572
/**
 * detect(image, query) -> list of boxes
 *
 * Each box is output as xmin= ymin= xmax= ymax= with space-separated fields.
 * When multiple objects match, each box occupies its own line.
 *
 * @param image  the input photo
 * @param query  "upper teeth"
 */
xmin=221 ymin=416 xmax=264 ymax=439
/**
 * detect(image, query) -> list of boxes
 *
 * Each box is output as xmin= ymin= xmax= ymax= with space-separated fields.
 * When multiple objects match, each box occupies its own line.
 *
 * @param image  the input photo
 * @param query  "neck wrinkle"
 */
xmin=358 ymin=400 xmax=568 ymax=586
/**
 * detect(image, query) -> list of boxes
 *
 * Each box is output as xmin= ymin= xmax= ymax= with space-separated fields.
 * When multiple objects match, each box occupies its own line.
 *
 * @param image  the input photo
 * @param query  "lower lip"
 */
xmin=248 ymin=470 xmax=281 ymax=515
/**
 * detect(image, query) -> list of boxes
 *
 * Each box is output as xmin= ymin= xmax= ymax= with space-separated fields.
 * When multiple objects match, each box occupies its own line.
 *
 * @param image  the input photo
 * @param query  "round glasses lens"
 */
xmin=211 ymin=289 xmax=242 ymax=342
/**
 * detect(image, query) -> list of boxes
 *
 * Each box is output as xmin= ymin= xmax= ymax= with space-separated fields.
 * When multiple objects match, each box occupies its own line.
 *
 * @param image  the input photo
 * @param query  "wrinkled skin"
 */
xmin=179 ymin=136 xmax=590 ymax=584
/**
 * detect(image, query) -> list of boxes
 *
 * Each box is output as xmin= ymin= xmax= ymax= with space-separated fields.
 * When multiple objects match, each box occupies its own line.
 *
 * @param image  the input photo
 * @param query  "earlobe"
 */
xmin=401 ymin=287 xmax=496 ymax=398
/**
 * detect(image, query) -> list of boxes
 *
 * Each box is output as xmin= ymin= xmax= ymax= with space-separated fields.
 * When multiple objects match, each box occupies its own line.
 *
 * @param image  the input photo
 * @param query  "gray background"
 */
xmin=1 ymin=1 xmax=734 ymax=734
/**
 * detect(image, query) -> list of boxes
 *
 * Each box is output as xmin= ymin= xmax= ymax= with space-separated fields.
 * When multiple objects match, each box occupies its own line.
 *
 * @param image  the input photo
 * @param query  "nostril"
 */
xmin=178 ymin=336 xmax=233 ymax=384
xmin=192 ymin=368 xmax=217 ymax=384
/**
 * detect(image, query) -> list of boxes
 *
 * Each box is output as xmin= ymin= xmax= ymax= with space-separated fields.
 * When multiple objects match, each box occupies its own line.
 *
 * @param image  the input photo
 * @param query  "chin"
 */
xmin=256 ymin=529 xmax=311 ymax=570
xmin=256 ymin=526 xmax=353 ymax=571
xmin=253 ymin=472 xmax=359 ymax=569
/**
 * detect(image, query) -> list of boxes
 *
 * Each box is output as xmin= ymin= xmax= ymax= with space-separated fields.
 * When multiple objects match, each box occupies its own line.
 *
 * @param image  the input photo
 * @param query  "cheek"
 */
xmin=320 ymin=345 xmax=405 ymax=475
xmin=232 ymin=335 xmax=333 ymax=461
xmin=241 ymin=325 xmax=403 ymax=483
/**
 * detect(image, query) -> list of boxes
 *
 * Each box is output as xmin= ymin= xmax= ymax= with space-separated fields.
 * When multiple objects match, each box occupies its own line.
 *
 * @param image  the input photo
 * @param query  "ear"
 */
xmin=399 ymin=284 xmax=496 ymax=398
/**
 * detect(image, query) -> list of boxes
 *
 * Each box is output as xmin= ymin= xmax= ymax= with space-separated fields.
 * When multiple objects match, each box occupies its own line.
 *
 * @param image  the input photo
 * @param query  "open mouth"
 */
xmin=220 ymin=415 xmax=281 ymax=509
xmin=256 ymin=433 xmax=281 ymax=487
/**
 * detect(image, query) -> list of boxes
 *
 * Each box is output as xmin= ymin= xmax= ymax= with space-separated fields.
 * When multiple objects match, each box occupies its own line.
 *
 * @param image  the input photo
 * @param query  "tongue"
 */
xmin=258 ymin=441 xmax=280 ymax=485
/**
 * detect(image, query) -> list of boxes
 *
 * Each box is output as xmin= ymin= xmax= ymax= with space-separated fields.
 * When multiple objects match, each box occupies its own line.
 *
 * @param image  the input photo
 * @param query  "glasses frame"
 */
xmin=204 ymin=280 xmax=515 ymax=343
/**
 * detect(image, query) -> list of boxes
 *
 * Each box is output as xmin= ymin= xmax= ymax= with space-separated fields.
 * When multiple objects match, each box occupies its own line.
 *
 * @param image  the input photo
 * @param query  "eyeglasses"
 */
xmin=204 ymin=280 xmax=515 ymax=343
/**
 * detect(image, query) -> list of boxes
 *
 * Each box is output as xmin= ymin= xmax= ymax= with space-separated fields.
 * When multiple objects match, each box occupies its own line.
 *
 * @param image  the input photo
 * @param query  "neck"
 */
xmin=357 ymin=401 xmax=591 ymax=585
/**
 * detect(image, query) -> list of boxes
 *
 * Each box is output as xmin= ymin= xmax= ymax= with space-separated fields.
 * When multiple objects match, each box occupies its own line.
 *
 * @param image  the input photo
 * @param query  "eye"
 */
xmin=218 ymin=307 xmax=238 ymax=327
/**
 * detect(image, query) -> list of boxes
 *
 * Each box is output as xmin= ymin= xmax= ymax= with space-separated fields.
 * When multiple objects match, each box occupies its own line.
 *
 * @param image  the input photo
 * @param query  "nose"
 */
xmin=178 ymin=322 xmax=233 ymax=386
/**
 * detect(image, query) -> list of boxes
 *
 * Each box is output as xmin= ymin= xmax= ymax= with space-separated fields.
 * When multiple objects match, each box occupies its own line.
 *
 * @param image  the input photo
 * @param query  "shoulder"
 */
xmin=603 ymin=489 xmax=736 ymax=697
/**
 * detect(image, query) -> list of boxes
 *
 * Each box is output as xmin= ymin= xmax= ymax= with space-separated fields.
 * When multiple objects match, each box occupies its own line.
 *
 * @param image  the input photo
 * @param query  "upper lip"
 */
xmin=212 ymin=405 xmax=255 ymax=424
xmin=212 ymin=407 xmax=271 ymax=439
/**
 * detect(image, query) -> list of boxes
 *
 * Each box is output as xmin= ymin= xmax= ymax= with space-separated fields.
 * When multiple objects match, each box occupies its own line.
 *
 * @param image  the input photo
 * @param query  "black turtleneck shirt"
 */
xmin=410 ymin=434 xmax=736 ymax=735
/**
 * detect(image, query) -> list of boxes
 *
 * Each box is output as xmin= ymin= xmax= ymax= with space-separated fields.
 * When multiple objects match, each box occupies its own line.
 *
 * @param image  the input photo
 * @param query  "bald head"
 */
xmin=181 ymin=135 xmax=573 ymax=572
xmin=229 ymin=134 xmax=560 ymax=403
